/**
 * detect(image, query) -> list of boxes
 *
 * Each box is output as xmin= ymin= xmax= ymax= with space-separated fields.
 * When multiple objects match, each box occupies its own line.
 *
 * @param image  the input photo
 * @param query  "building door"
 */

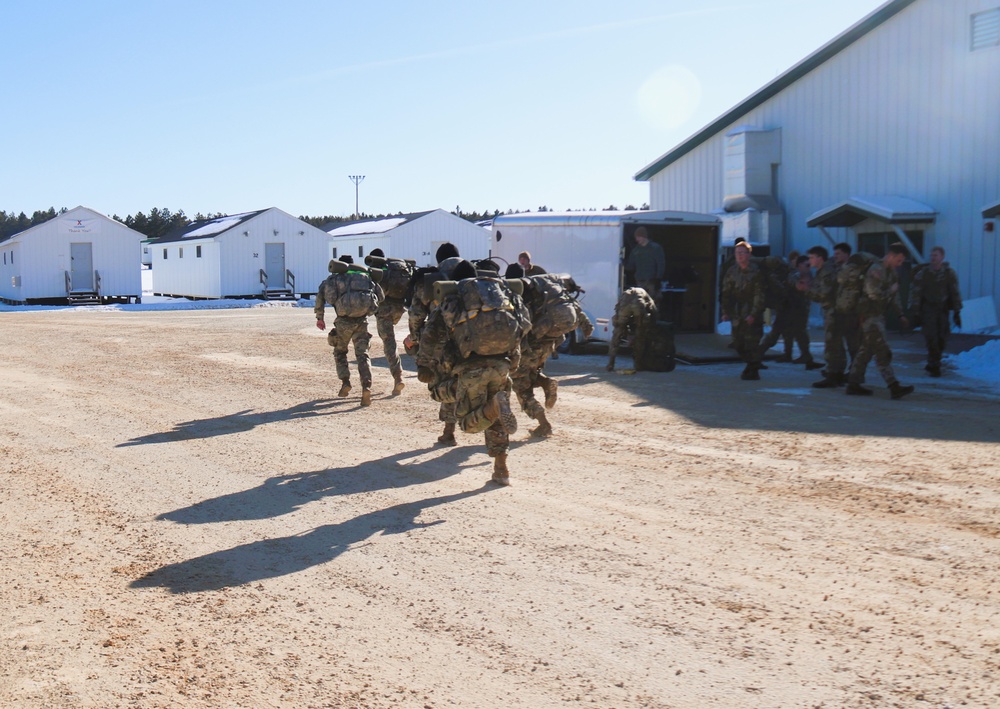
xmin=264 ymin=243 xmax=285 ymax=288
xmin=70 ymin=242 xmax=94 ymax=291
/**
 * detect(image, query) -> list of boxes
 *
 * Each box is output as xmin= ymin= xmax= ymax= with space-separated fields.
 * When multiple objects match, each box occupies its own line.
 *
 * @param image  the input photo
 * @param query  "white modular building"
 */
xmin=635 ymin=0 xmax=1000 ymax=325
xmin=148 ymin=208 xmax=332 ymax=299
xmin=323 ymin=209 xmax=491 ymax=267
xmin=0 ymin=206 xmax=144 ymax=305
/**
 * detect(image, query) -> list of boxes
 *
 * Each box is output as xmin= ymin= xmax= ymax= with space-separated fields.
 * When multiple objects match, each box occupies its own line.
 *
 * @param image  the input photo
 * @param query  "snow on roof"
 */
xmin=806 ymin=195 xmax=937 ymax=228
xmin=327 ymin=217 xmax=408 ymax=237
xmin=182 ymin=212 xmax=258 ymax=238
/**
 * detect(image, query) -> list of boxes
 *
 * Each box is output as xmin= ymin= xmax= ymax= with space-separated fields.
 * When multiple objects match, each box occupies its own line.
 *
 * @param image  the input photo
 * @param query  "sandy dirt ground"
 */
xmin=1 ymin=304 xmax=999 ymax=709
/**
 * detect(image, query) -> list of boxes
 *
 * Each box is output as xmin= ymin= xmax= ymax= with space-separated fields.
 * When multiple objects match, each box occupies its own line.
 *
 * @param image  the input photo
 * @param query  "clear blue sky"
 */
xmin=2 ymin=0 xmax=887 ymax=220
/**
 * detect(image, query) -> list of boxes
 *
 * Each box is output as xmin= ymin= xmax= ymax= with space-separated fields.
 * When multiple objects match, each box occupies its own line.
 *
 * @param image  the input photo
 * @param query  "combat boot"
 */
xmin=530 ymin=412 xmax=553 ymax=438
xmin=491 ymin=453 xmax=511 ymax=486
xmin=740 ymin=365 xmax=760 ymax=381
xmin=925 ymin=364 xmax=941 ymax=378
xmin=539 ymin=377 xmax=558 ymax=409
xmin=804 ymin=360 xmax=825 ymax=371
xmin=845 ymin=382 xmax=873 ymax=396
xmin=889 ymin=382 xmax=915 ymax=400
xmin=338 ymin=380 xmax=352 ymax=397
xmin=392 ymin=375 xmax=405 ymax=395
xmin=436 ymin=421 xmax=457 ymax=446
xmin=812 ymin=372 xmax=843 ymax=388
xmin=360 ymin=388 xmax=372 ymax=407
xmin=482 ymin=390 xmax=518 ymax=434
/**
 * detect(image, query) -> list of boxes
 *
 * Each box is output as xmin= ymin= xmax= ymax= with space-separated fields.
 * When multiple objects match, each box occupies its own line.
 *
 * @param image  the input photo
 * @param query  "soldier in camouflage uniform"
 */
xmin=908 ymin=246 xmax=962 ymax=377
xmin=417 ymin=260 xmax=530 ymax=486
xmin=805 ymin=245 xmax=851 ymax=387
xmin=314 ymin=257 xmax=384 ymax=407
xmin=513 ymin=272 xmax=593 ymax=437
xmin=846 ymin=243 xmax=914 ymax=399
xmin=405 ymin=243 xmax=464 ymax=445
xmin=606 ymin=287 xmax=658 ymax=372
xmin=366 ymin=248 xmax=414 ymax=396
xmin=721 ymin=242 xmax=766 ymax=380
xmin=758 ymin=255 xmax=823 ymax=370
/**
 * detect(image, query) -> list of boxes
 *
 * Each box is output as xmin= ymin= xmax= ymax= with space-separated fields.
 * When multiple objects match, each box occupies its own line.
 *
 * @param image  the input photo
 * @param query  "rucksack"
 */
xmin=634 ymin=320 xmax=676 ymax=373
xmin=527 ymin=274 xmax=580 ymax=340
xmin=365 ymin=256 xmax=414 ymax=300
xmin=438 ymin=277 xmax=531 ymax=358
xmin=328 ymin=268 xmax=380 ymax=318
xmin=834 ymin=252 xmax=878 ymax=315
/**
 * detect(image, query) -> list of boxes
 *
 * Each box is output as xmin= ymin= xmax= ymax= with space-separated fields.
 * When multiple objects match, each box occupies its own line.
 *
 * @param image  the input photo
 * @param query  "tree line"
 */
xmin=1 ymin=203 xmax=648 ymax=241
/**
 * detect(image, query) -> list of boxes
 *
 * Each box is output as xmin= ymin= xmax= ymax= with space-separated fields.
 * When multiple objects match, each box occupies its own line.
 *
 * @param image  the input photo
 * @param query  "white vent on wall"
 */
xmin=971 ymin=8 xmax=1000 ymax=51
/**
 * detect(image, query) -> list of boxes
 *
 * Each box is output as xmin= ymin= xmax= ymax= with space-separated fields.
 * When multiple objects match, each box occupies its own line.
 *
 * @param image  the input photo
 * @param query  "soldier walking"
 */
xmin=721 ymin=242 xmax=766 ymax=380
xmin=846 ymin=243 xmax=914 ymax=399
xmin=365 ymin=248 xmax=415 ymax=395
xmin=315 ymin=256 xmax=383 ymax=407
xmin=909 ymin=245 xmax=962 ymax=377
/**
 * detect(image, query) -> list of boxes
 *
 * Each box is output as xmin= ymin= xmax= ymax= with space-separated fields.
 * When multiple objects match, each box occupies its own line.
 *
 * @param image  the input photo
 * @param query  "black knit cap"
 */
xmin=451 ymin=259 xmax=477 ymax=281
xmin=435 ymin=242 xmax=460 ymax=263
xmin=370 ymin=248 xmax=384 ymax=257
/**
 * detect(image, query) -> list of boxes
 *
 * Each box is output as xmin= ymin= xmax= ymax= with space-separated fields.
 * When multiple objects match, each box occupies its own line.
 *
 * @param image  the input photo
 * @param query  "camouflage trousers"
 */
xmin=330 ymin=316 xmax=372 ymax=387
xmin=431 ymin=356 xmax=511 ymax=457
xmin=731 ymin=317 xmax=764 ymax=365
xmin=512 ymin=338 xmax=557 ymax=421
xmin=374 ymin=299 xmax=406 ymax=379
xmin=920 ymin=304 xmax=951 ymax=367
xmin=847 ymin=315 xmax=897 ymax=386
xmin=759 ymin=307 xmax=813 ymax=361
xmin=823 ymin=311 xmax=861 ymax=375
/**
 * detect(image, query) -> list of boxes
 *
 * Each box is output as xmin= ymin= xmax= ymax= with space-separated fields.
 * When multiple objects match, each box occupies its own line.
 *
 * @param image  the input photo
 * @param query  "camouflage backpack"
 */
xmin=834 ymin=252 xmax=878 ymax=315
xmin=365 ymin=256 xmax=414 ymax=300
xmin=437 ymin=277 xmax=531 ymax=358
xmin=328 ymin=267 xmax=380 ymax=318
xmin=757 ymin=256 xmax=792 ymax=309
xmin=527 ymin=274 xmax=580 ymax=340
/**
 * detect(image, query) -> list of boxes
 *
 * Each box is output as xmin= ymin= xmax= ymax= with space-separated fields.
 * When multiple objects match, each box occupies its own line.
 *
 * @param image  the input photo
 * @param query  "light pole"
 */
xmin=348 ymin=175 xmax=365 ymax=219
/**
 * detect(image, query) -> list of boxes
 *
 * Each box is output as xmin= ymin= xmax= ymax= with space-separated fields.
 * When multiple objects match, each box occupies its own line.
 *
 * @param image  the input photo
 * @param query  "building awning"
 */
xmin=983 ymin=200 xmax=1000 ymax=219
xmin=806 ymin=196 xmax=937 ymax=228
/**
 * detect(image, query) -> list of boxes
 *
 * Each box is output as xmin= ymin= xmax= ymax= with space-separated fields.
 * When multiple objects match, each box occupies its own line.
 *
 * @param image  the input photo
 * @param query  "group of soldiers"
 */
xmin=721 ymin=238 xmax=962 ymax=399
xmin=313 ymin=243 xmax=592 ymax=487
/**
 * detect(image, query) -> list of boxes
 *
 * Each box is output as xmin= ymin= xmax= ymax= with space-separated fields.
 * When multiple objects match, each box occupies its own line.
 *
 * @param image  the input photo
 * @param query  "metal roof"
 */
xmin=634 ymin=0 xmax=919 ymax=182
xmin=150 ymin=209 xmax=268 ymax=244
xmin=806 ymin=196 xmax=937 ymax=228
xmin=321 ymin=210 xmax=435 ymax=236
xmin=983 ymin=201 xmax=1000 ymax=219
xmin=491 ymin=210 xmax=720 ymax=228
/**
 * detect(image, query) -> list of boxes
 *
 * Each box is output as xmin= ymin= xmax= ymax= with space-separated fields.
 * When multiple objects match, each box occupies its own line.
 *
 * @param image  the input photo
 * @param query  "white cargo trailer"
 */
xmin=489 ymin=210 xmax=721 ymax=348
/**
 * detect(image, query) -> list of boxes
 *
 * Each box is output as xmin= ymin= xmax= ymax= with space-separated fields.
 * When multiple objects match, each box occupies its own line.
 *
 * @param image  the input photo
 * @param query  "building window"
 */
xmin=358 ymin=245 xmax=363 ymax=258
xmin=332 ymin=247 xmax=337 ymax=258
xmin=163 ymin=248 xmax=168 ymax=260
xmin=196 ymin=245 xmax=202 ymax=258
xmin=179 ymin=247 xmax=184 ymax=258
xmin=972 ymin=8 xmax=1000 ymax=50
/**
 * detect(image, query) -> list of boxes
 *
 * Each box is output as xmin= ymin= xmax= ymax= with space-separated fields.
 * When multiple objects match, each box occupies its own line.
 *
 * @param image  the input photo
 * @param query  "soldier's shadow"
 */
xmin=156 ymin=445 xmax=480 ymax=525
xmin=116 ymin=399 xmax=345 ymax=447
xmin=131 ymin=484 xmax=494 ymax=594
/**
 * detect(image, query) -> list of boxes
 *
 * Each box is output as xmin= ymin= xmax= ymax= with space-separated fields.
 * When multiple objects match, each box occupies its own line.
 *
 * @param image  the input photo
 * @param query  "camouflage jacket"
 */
xmin=909 ymin=263 xmax=962 ymax=313
xmin=721 ymin=262 xmax=765 ymax=321
xmin=806 ymin=261 xmax=838 ymax=313
xmin=859 ymin=261 xmax=903 ymax=320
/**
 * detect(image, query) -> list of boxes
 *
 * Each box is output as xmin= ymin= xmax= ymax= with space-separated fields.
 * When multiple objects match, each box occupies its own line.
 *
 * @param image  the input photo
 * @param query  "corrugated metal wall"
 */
xmin=647 ymin=0 xmax=1000 ymax=308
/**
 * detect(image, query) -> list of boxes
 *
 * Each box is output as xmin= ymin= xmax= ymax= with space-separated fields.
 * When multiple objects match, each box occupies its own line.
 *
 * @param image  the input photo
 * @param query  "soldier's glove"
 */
xmin=953 ymin=312 xmax=962 ymax=329
xmin=326 ymin=329 xmax=338 ymax=347
xmin=416 ymin=366 xmax=435 ymax=384
xmin=403 ymin=334 xmax=419 ymax=356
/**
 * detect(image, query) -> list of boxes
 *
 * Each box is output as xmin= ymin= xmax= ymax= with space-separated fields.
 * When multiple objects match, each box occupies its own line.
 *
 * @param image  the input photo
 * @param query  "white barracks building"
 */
xmin=636 ymin=0 xmax=1000 ymax=327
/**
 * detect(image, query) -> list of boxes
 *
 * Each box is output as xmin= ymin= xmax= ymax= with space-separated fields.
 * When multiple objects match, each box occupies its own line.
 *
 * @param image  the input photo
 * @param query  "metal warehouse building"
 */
xmin=636 ymin=0 xmax=1000 ymax=326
